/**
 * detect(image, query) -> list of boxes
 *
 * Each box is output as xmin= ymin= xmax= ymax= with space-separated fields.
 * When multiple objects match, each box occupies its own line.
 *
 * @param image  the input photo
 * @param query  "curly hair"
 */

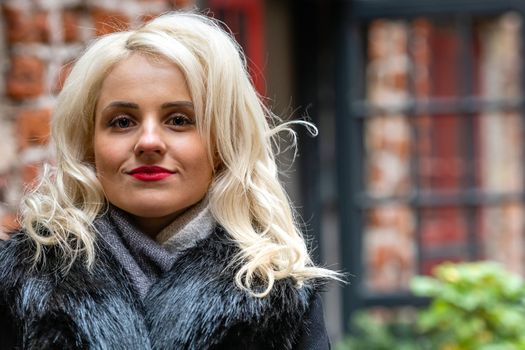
xmin=21 ymin=11 xmax=339 ymax=297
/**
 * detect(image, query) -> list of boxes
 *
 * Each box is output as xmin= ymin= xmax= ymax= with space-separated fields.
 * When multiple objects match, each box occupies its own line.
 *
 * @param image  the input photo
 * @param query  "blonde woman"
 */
xmin=0 ymin=12 xmax=338 ymax=349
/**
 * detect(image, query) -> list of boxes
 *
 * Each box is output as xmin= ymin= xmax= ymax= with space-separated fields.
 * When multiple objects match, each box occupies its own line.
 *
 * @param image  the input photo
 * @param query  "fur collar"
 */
xmin=0 ymin=227 xmax=320 ymax=349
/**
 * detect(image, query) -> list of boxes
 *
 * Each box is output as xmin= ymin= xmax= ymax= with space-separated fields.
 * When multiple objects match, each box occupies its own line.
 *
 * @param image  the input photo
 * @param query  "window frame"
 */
xmin=337 ymin=0 xmax=525 ymax=333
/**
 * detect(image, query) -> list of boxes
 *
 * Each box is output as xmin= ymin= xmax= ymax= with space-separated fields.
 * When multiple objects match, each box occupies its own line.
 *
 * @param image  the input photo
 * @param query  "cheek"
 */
xmin=194 ymin=144 xmax=213 ymax=173
xmin=93 ymin=138 xmax=120 ymax=177
xmin=183 ymin=142 xmax=213 ymax=181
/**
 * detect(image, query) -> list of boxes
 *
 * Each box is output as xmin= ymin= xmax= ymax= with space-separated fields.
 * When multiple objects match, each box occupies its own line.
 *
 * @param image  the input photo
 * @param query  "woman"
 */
xmin=0 ymin=12 xmax=339 ymax=349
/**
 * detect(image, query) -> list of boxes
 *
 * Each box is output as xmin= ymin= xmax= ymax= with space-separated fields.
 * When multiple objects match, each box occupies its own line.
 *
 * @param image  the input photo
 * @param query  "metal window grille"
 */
xmin=337 ymin=0 xmax=525 ymax=332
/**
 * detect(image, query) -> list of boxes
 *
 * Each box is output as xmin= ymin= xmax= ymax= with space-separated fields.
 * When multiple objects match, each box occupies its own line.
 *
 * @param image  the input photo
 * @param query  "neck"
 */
xmin=131 ymin=211 xmax=184 ymax=238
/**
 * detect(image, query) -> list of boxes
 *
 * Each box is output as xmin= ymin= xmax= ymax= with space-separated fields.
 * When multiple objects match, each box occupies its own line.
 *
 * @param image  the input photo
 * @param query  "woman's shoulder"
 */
xmin=189 ymin=226 xmax=327 ymax=308
xmin=0 ymin=229 xmax=63 ymax=269
xmin=146 ymin=226 xmax=329 ymax=349
xmin=0 ymin=230 xmax=34 ymax=266
xmin=187 ymin=225 xmax=328 ymax=294
xmin=0 ymin=229 xmax=108 ymax=287
xmin=0 ymin=231 xmax=38 ymax=294
xmin=293 ymin=293 xmax=331 ymax=350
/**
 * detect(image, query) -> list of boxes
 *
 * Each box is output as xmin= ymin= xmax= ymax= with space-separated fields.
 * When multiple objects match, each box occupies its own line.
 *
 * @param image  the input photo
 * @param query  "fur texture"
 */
xmin=0 ymin=227 xmax=323 ymax=349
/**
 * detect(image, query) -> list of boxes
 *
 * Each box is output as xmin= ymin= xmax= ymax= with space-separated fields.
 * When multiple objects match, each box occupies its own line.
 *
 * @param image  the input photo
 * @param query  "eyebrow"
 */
xmin=161 ymin=101 xmax=194 ymax=109
xmin=102 ymin=101 xmax=194 ymax=111
xmin=104 ymin=101 xmax=139 ymax=110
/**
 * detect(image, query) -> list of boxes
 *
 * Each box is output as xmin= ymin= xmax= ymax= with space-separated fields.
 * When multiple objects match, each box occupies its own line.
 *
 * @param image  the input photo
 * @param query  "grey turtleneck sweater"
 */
xmin=94 ymin=200 xmax=215 ymax=298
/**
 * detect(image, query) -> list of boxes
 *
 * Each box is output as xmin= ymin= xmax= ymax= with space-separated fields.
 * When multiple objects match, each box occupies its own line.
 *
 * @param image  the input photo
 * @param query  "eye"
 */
xmin=109 ymin=115 xmax=135 ymax=129
xmin=166 ymin=114 xmax=194 ymax=127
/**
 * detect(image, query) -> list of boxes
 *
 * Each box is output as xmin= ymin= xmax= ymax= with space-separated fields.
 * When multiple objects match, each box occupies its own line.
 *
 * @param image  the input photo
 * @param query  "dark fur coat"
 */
xmin=0 ymin=227 xmax=329 ymax=349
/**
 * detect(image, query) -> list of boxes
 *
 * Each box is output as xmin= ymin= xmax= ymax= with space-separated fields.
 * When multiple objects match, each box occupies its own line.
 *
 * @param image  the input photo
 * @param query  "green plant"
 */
xmin=412 ymin=262 xmax=525 ymax=350
xmin=336 ymin=261 xmax=525 ymax=350
xmin=334 ymin=309 xmax=428 ymax=350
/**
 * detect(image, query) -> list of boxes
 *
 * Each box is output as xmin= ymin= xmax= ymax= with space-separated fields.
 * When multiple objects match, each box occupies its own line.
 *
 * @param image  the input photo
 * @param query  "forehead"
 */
xmin=96 ymin=53 xmax=192 ymax=109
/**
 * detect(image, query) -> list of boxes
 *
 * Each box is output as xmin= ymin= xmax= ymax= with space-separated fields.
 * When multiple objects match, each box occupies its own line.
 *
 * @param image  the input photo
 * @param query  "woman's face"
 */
xmin=94 ymin=53 xmax=213 ymax=236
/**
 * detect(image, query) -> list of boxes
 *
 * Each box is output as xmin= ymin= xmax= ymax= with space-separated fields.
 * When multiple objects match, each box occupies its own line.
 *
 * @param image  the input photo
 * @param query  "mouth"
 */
xmin=127 ymin=166 xmax=175 ymax=182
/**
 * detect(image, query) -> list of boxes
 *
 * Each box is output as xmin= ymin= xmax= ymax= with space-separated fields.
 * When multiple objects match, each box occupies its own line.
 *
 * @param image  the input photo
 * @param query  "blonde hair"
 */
xmin=22 ymin=11 xmax=339 ymax=296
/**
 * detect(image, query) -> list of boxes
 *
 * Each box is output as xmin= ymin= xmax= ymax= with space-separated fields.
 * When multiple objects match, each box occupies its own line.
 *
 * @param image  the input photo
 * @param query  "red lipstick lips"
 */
xmin=128 ymin=166 xmax=174 ymax=182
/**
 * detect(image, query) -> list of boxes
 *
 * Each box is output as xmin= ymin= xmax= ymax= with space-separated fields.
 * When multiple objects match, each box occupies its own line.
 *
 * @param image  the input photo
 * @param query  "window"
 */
xmin=339 ymin=0 xmax=525 ymax=329
xmin=206 ymin=0 xmax=265 ymax=93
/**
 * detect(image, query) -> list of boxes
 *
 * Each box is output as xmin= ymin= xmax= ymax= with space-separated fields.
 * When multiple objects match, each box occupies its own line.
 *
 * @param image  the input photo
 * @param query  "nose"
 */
xmin=134 ymin=119 xmax=167 ymax=156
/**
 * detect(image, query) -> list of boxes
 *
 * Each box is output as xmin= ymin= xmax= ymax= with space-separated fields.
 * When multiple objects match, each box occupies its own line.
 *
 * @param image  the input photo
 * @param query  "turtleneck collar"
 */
xmin=94 ymin=199 xmax=215 ymax=299
xmin=156 ymin=198 xmax=215 ymax=250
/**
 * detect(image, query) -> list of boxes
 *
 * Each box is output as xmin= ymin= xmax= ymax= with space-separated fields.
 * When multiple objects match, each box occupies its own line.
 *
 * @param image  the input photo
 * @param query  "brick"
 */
xmin=365 ymin=227 xmax=415 ymax=291
xmin=0 ymin=212 xmax=19 ymax=235
xmin=16 ymin=108 xmax=51 ymax=150
xmin=33 ymin=12 xmax=49 ymax=42
xmin=0 ymin=121 xmax=16 ymax=173
xmin=53 ymin=61 xmax=74 ymax=94
xmin=91 ymin=8 xmax=129 ymax=36
xmin=141 ymin=13 xmax=161 ymax=23
xmin=170 ymin=0 xmax=194 ymax=9
xmin=7 ymin=56 xmax=45 ymax=100
xmin=0 ymin=176 xmax=7 ymax=202
xmin=22 ymin=163 xmax=42 ymax=186
xmin=139 ymin=0 xmax=170 ymax=5
xmin=62 ymin=10 xmax=81 ymax=42
xmin=2 ymin=6 xmax=49 ymax=43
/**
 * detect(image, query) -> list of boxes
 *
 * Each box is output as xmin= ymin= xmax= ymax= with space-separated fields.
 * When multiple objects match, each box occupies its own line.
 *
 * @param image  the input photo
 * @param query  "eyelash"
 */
xmin=166 ymin=113 xmax=194 ymax=127
xmin=108 ymin=115 xmax=135 ymax=129
xmin=107 ymin=113 xmax=194 ymax=129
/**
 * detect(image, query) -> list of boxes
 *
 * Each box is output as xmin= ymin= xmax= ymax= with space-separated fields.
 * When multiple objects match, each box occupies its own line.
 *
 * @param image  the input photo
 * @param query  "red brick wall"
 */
xmin=0 ymin=0 xmax=194 ymax=238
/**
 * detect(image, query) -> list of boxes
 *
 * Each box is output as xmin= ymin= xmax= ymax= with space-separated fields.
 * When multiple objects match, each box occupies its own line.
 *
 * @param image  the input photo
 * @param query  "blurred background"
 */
xmin=1 ymin=0 xmax=525 ymax=344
